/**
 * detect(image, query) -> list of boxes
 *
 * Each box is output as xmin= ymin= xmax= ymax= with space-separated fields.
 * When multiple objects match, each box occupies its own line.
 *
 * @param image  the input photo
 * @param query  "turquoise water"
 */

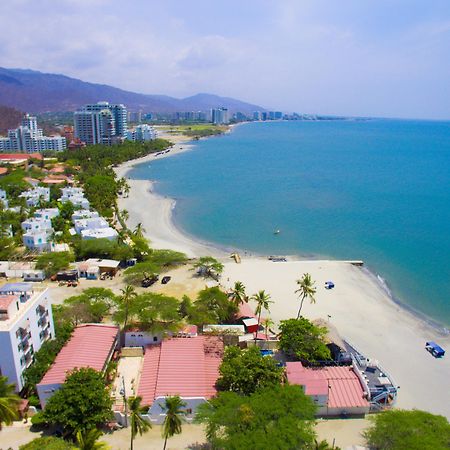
xmin=130 ymin=120 xmax=450 ymax=326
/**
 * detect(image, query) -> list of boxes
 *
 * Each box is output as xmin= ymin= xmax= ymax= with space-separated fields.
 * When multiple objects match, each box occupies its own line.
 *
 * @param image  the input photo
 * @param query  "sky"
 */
xmin=1 ymin=0 xmax=450 ymax=119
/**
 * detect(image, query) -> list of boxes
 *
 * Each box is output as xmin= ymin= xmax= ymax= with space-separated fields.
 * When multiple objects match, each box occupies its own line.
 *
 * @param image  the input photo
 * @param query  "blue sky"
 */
xmin=1 ymin=0 xmax=450 ymax=119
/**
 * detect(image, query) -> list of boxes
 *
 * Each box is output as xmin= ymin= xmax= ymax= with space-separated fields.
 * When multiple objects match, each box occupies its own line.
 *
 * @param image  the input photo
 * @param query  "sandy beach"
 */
xmin=115 ymin=128 xmax=450 ymax=420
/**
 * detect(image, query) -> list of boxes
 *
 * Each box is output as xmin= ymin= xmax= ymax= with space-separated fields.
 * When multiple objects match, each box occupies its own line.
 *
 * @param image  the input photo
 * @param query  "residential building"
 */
xmin=19 ymin=187 xmax=50 ymax=207
xmin=37 ymin=324 xmax=119 ymax=407
xmin=253 ymin=111 xmax=261 ymax=121
xmin=74 ymin=102 xmax=127 ymax=145
xmin=60 ymin=187 xmax=90 ymax=209
xmin=0 ymin=284 xmax=54 ymax=391
xmin=71 ymin=210 xmax=99 ymax=221
xmin=80 ymin=227 xmax=118 ymax=241
xmin=21 ymin=218 xmax=52 ymax=233
xmin=34 ymin=208 xmax=59 ymax=221
xmin=77 ymin=259 xmax=120 ymax=279
xmin=0 ymin=115 xmax=66 ymax=153
xmin=0 ymin=189 xmax=8 ymax=208
xmin=211 ymin=108 xmax=229 ymax=125
xmin=137 ymin=336 xmax=223 ymax=424
xmin=126 ymin=124 xmax=156 ymax=142
xmin=73 ymin=217 xmax=109 ymax=235
xmin=22 ymin=229 xmax=52 ymax=252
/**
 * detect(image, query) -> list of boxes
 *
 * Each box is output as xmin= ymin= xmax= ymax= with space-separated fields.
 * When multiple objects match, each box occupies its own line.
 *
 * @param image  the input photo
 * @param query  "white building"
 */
xmin=71 ymin=210 xmax=99 ymax=221
xmin=74 ymin=102 xmax=127 ymax=145
xmin=34 ymin=208 xmax=59 ymax=221
xmin=126 ymin=124 xmax=156 ymax=142
xmin=80 ymin=227 xmax=118 ymax=241
xmin=73 ymin=217 xmax=109 ymax=235
xmin=60 ymin=187 xmax=90 ymax=209
xmin=0 ymin=189 xmax=8 ymax=209
xmin=0 ymin=114 xmax=66 ymax=153
xmin=22 ymin=230 xmax=52 ymax=252
xmin=21 ymin=218 xmax=53 ymax=233
xmin=211 ymin=107 xmax=229 ymax=125
xmin=0 ymin=284 xmax=54 ymax=391
xmin=19 ymin=187 xmax=50 ymax=207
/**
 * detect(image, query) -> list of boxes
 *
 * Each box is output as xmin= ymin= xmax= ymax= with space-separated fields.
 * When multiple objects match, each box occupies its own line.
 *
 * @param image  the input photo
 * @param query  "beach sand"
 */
xmin=115 ymin=131 xmax=450 ymax=421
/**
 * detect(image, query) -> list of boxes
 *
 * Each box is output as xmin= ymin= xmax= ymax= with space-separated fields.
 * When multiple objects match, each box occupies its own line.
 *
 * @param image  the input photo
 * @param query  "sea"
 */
xmin=129 ymin=119 xmax=450 ymax=328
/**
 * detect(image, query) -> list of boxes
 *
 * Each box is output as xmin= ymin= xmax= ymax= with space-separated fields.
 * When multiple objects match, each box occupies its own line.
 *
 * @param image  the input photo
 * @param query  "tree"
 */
xmin=295 ymin=273 xmax=317 ymax=318
xmin=314 ymin=439 xmax=341 ymax=450
xmin=133 ymin=223 xmax=145 ymax=238
xmin=42 ymin=368 xmax=113 ymax=436
xmin=128 ymin=396 xmax=151 ymax=450
xmin=146 ymin=249 xmax=188 ymax=269
xmin=35 ymin=251 xmax=74 ymax=277
xmin=74 ymin=238 xmax=134 ymax=261
xmin=278 ymin=318 xmax=331 ymax=362
xmin=19 ymin=437 xmax=75 ymax=450
xmin=194 ymin=287 xmax=237 ymax=325
xmin=0 ymin=375 xmax=21 ymax=429
xmin=363 ymin=409 xmax=450 ymax=450
xmin=263 ymin=317 xmax=275 ymax=341
xmin=216 ymin=346 xmax=283 ymax=395
xmin=113 ymin=285 xmax=138 ymax=331
xmin=121 ymin=209 xmax=129 ymax=223
xmin=76 ymin=428 xmax=111 ymax=450
xmin=252 ymin=290 xmax=272 ymax=343
xmin=161 ymin=396 xmax=186 ymax=450
xmin=192 ymin=256 xmax=224 ymax=281
xmin=196 ymin=384 xmax=317 ymax=450
xmin=228 ymin=281 xmax=247 ymax=308
xmin=123 ymin=261 xmax=160 ymax=286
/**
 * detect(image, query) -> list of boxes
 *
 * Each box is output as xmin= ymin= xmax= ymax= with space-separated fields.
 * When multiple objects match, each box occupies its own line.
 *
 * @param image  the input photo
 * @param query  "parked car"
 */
xmin=161 ymin=276 xmax=171 ymax=284
xmin=141 ymin=275 xmax=159 ymax=288
xmin=425 ymin=341 xmax=445 ymax=358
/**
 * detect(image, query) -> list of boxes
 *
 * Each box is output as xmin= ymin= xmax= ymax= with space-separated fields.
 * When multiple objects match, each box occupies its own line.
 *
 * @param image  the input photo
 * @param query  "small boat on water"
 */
xmin=273 ymin=229 xmax=281 ymax=235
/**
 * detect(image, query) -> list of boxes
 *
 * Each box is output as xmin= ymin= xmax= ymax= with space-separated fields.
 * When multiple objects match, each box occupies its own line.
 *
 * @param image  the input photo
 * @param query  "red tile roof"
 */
xmin=0 ymin=153 xmax=43 ymax=160
xmin=0 ymin=295 xmax=17 ymax=310
xmin=286 ymin=362 xmax=369 ymax=408
xmin=38 ymin=324 xmax=118 ymax=385
xmin=138 ymin=336 xmax=223 ymax=406
xmin=238 ymin=302 xmax=256 ymax=319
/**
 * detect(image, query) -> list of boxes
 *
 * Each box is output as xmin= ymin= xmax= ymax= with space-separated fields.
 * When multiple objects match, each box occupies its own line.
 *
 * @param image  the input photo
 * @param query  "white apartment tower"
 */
xmin=0 ymin=284 xmax=55 ymax=391
xmin=74 ymin=102 xmax=128 ymax=145
xmin=211 ymin=107 xmax=229 ymax=125
xmin=0 ymin=114 xmax=66 ymax=153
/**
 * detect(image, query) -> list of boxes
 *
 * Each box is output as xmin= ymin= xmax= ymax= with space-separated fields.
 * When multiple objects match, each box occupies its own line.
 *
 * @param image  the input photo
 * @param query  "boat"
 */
xmin=273 ymin=229 xmax=280 ymax=235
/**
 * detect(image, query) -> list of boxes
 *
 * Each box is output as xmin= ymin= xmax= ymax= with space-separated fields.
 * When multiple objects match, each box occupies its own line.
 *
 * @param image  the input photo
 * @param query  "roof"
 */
xmin=38 ymin=324 xmax=118 ymax=386
xmin=0 ymin=282 xmax=34 ymax=293
xmin=238 ymin=302 xmax=256 ymax=319
xmin=242 ymin=318 xmax=258 ymax=327
xmin=286 ymin=362 xmax=369 ymax=408
xmin=0 ymin=295 xmax=17 ymax=310
xmin=138 ymin=336 xmax=223 ymax=406
xmin=0 ymin=153 xmax=43 ymax=161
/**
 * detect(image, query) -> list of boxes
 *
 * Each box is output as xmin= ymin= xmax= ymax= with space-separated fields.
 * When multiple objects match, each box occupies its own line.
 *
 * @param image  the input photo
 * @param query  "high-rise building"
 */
xmin=0 ymin=114 xmax=66 ymax=153
xmin=74 ymin=102 xmax=127 ymax=145
xmin=211 ymin=107 xmax=229 ymax=125
xmin=126 ymin=124 xmax=157 ymax=142
xmin=0 ymin=284 xmax=55 ymax=391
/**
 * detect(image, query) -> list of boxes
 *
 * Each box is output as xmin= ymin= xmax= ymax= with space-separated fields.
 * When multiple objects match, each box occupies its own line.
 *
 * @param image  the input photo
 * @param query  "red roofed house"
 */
xmin=286 ymin=362 xmax=370 ymax=417
xmin=37 ymin=324 xmax=119 ymax=407
xmin=236 ymin=302 xmax=259 ymax=334
xmin=137 ymin=335 xmax=223 ymax=424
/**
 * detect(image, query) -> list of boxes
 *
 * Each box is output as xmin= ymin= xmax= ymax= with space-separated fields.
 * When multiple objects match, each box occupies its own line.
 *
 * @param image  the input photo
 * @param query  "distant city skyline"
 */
xmin=1 ymin=1 xmax=450 ymax=120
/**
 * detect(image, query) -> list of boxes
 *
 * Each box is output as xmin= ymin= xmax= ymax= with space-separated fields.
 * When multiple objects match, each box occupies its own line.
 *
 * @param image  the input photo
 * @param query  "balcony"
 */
xmin=17 ymin=326 xmax=31 ymax=341
xmin=38 ymin=316 xmax=48 ymax=327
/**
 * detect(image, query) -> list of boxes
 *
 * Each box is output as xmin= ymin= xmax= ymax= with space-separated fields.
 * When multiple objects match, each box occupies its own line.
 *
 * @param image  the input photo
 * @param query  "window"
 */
xmin=153 ymin=336 xmax=158 ymax=342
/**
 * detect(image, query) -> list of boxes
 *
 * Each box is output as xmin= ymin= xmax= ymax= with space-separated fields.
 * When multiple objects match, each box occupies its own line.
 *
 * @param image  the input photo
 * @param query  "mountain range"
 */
xmin=0 ymin=67 xmax=264 ymax=114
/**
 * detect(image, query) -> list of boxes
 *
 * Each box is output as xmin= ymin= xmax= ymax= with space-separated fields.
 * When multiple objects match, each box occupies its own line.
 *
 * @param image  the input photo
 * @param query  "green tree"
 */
xmin=228 ymin=281 xmax=247 ymax=308
xmin=196 ymin=384 xmax=317 ymax=450
xmin=314 ymin=439 xmax=341 ymax=450
xmin=35 ymin=251 xmax=74 ymax=277
xmin=135 ymin=293 xmax=182 ymax=334
xmin=161 ymin=396 xmax=186 ymax=450
xmin=363 ymin=409 xmax=450 ymax=450
xmin=0 ymin=375 xmax=21 ymax=429
xmin=133 ymin=223 xmax=145 ymax=238
xmin=217 ymin=346 xmax=283 ymax=395
xmin=295 ymin=273 xmax=317 ymax=318
xmin=19 ymin=437 xmax=75 ymax=450
xmin=74 ymin=238 xmax=134 ymax=261
xmin=42 ymin=368 xmax=113 ymax=436
xmin=251 ymin=290 xmax=272 ymax=344
xmin=278 ymin=318 xmax=331 ymax=362
xmin=123 ymin=261 xmax=160 ymax=286
xmin=128 ymin=396 xmax=151 ymax=450
xmin=113 ymin=285 xmax=138 ymax=331
xmin=146 ymin=249 xmax=188 ymax=269
xmin=192 ymin=256 xmax=224 ymax=281
xmin=75 ymin=428 xmax=111 ymax=450
xmin=194 ymin=286 xmax=237 ymax=325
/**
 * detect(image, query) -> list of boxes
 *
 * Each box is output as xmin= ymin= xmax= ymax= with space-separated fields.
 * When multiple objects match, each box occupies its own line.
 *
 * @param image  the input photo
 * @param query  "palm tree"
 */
xmin=314 ymin=439 xmax=340 ymax=450
xmin=133 ymin=223 xmax=146 ymax=239
xmin=128 ymin=396 xmax=151 ymax=450
xmin=117 ymin=285 xmax=137 ymax=331
xmin=228 ymin=281 xmax=247 ymax=308
xmin=162 ymin=396 xmax=186 ymax=450
xmin=295 ymin=273 xmax=317 ymax=319
xmin=76 ymin=428 xmax=111 ymax=450
xmin=0 ymin=375 xmax=21 ymax=430
xmin=263 ymin=317 xmax=274 ymax=341
xmin=251 ymin=290 xmax=273 ymax=344
xmin=121 ymin=209 xmax=129 ymax=223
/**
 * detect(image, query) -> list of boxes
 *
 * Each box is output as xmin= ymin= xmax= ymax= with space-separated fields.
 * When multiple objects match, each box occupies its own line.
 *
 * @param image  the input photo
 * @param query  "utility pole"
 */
xmin=120 ymin=375 xmax=128 ymax=427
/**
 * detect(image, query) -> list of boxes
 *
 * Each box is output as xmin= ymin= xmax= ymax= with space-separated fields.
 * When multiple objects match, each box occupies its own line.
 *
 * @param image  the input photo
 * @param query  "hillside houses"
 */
xmin=19 ymin=186 xmax=50 ymax=207
xmin=60 ymin=187 xmax=90 ymax=209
